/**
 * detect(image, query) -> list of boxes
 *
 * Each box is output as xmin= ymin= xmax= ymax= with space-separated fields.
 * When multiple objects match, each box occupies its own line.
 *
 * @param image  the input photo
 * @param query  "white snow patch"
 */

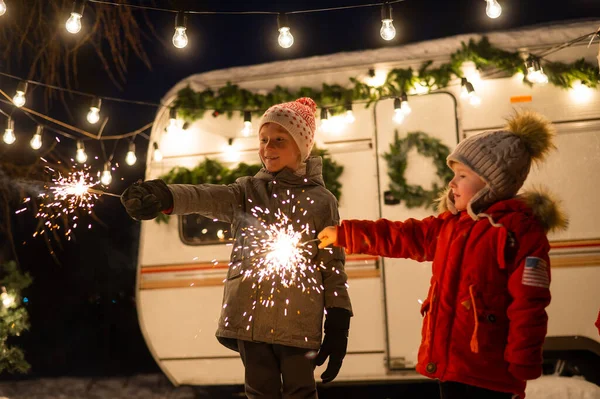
xmin=526 ymin=376 xmax=600 ymax=399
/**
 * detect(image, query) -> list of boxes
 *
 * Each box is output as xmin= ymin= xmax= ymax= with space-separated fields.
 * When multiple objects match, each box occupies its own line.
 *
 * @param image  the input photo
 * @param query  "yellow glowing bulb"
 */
xmin=393 ymin=108 xmax=405 ymax=124
xmin=30 ymin=133 xmax=43 ymax=150
xmin=66 ymin=12 xmax=82 ymax=34
xmin=380 ymin=19 xmax=396 ymax=41
xmin=173 ymin=27 xmax=188 ymax=48
xmin=278 ymin=27 xmax=294 ymax=48
xmin=486 ymin=0 xmax=502 ymax=18
xmin=13 ymin=91 xmax=26 ymax=107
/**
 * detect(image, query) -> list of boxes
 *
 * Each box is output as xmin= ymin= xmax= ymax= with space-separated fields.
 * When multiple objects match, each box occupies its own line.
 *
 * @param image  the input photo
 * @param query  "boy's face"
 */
xmin=449 ymin=163 xmax=486 ymax=211
xmin=259 ymin=123 xmax=301 ymax=173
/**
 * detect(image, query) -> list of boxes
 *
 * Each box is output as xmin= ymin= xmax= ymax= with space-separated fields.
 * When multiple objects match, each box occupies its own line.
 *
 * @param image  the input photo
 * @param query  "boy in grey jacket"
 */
xmin=122 ymin=97 xmax=352 ymax=399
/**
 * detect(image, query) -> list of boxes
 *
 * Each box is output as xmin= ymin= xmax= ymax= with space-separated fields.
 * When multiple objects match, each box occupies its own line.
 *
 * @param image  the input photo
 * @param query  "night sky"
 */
xmin=2 ymin=0 xmax=599 ymax=379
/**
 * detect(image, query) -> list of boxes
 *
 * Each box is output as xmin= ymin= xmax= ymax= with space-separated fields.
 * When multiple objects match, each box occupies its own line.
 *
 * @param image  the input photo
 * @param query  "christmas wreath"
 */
xmin=155 ymin=148 xmax=343 ymax=224
xmin=383 ymin=131 xmax=454 ymax=209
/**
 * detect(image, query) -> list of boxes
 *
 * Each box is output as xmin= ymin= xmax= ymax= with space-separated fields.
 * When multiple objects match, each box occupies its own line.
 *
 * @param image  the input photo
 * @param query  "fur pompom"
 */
xmin=520 ymin=187 xmax=569 ymax=233
xmin=506 ymin=110 xmax=556 ymax=163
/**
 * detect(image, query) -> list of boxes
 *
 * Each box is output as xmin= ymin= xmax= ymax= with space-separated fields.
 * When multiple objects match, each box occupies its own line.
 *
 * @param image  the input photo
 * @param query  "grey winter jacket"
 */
xmin=167 ymin=157 xmax=352 ymax=351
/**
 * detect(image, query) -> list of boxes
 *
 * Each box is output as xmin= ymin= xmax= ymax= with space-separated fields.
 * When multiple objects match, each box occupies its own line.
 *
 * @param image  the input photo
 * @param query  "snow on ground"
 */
xmin=0 ymin=374 xmax=598 ymax=398
xmin=526 ymin=376 xmax=600 ymax=399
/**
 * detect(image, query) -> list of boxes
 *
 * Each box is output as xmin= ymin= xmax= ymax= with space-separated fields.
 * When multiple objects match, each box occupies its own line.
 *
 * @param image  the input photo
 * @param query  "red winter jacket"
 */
xmin=596 ymin=309 xmax=600 ymax=336
xmin=336 ymin=195 xmax=562 ymax=398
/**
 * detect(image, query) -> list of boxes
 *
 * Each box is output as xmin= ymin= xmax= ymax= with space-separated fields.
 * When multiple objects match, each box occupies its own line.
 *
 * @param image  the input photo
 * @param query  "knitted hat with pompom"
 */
xmin=445 ymin=110 xmax=556 ymax=219
xmin=259 ymin=97 xmax=317 ymax=161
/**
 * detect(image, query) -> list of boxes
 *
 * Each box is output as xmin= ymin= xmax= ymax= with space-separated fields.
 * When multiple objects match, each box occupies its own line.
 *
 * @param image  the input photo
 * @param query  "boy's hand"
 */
xmin=314 ymin=307 xmax=351 ymax=383
xmin=121 ymin=179 xmax=173 ymax=220
xmin=317 ymin=226 xmax=337 ymax=249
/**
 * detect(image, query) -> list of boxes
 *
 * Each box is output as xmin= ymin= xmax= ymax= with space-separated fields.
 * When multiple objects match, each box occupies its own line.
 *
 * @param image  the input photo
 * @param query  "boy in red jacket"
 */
xmin=318 ymin=110 xmax=568 ymax=399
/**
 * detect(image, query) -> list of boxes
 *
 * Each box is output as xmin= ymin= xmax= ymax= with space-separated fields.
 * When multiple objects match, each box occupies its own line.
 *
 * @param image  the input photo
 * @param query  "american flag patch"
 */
xmin=522 ymin=257 xmax=549 ymax=288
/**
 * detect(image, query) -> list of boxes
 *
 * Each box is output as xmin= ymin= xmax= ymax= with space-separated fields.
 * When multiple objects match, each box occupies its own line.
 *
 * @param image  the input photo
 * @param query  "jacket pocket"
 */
xmin=476 ymin=290 xmax=510 ymax=353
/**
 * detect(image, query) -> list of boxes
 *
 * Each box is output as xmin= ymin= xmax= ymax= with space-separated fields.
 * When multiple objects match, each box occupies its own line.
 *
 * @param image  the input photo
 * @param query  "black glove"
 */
xmin=121 ymin=179 xmax=173 ymax=220
xmin=314 ymin=307 xmax=351 ymax=383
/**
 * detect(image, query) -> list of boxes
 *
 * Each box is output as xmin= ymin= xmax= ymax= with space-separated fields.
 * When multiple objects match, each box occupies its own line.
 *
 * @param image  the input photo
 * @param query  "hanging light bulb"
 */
xmin=0 ymin=0 xmax=6 ymax=17
xmin=166 ymin=107 xmax=180 ymax=134
xmin=319 ymin=108 xmax=330 ymax=132
xmin=392 ymin=98 xmax=405 ymax=124
xmin=1 ymin=291 xmax=15 ymax=308
xmin=3 ymin=118 xmax=15 ymax=145
xmin=485 ymin=0 xmax=502 ymax=19
xmin=100 ymin=162 xmax=112 ymax=186
xmin=277 ymin=13 xmax=294 ymax=48
xmin=380 ymin=2 xmax=396 ymax=41
xmin=30 ymin=125 xmax=43 ymax=150
xmin=125 ymin=142 xmax=137 ymax=166
xmin=76 ymin=140 xmax=87 ymax=163
xmin=13 ymin=81 xmax=27 ymax=108
xmin=344 ymin=104 xmax=356 ymax=124
xmin=172 ymin=11 xmax=188 ymax=49
xmin=525 ymin=57 xmax=548 ymax=85
xmin=66 ymin=0 xmax=85 ymax=34
xmin=86 ymin=97 xmax=101 ymax=124
xmin=461 ymin=78 xmax=482 ymax=106
xmin=153 ymin=142 xmax=163 ymax=162
xmin=241 ymin=111 xmax=253 ymax=136
xmin=400 ymin=92 xmax=412 ymax=115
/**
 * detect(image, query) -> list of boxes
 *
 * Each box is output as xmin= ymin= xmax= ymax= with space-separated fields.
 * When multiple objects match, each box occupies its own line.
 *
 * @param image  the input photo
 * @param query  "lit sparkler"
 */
xmin=244 ymin=207 xmax=318 ymax=288
xmin=18 ymin=165 xmax=121 ymax=241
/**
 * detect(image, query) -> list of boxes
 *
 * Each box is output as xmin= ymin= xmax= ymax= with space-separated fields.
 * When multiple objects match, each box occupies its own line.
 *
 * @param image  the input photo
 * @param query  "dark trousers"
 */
xmin=237 ymin=340 xmax=318 ymax=399
xmin=439 ymin=381 xmax=514 ymax=399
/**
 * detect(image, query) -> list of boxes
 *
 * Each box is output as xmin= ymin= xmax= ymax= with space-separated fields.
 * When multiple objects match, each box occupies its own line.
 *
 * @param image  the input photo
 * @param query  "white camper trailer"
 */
xmin=137 ymin=20 xmax=600 ymax=387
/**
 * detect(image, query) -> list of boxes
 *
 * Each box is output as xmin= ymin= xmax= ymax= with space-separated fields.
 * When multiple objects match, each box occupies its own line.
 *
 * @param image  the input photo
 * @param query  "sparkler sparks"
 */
xmin=17 ymin=164 xmax=120 ymax=241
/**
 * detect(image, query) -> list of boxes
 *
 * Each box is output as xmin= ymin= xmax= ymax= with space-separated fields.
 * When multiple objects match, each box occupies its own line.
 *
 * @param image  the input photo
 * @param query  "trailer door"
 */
xmin=374 ymin=93 xmax=459 ymax=370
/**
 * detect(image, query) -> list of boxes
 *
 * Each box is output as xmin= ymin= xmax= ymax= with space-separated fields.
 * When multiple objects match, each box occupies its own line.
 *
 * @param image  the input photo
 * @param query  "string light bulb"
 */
xmin=76 ymin=140 xmax=87 ymax=163
xmin=100 ymin=162 xmax=112 ymax=186
xmin=153 ymin=142 xmax=163 ymax=162
xmin=66 ymin=0 xmax=85 ymax=34
xmin=167 ymin=108 xmax=179 ymax=134
xmin=1 ymin=291 xmax=15 ymax=308
xmin=86 ymin=97 xmax=101 ymax=124
xmin=485 ymin=0 xmax=502 ymax=19
xmin=525 ymin=57 xmax=548 ymax=85
xmin=13 ymin=81 xmax=27 ymax=108
xmin=3 ymin=118 xmax=15 ymax=145
xmin=319 ymin=108 xmax=330 ymax=132
xmin=125 ymin=142 xmax=137 ymax=166
xmin=0 ymin=0 xmax=6 ymax=17
xmin=344 ymin=104 xmax=355 ymax=124
xmin=277 ymin=13 xmax=294 ymax=48
xmin=393 ymin=98 xmax=405 ymax=124
xmin=400 ymin=92 xmax=412 ymax=115
xmin=172 ymin=12 xmax=188 ymax=49
xmin=30 ymin=125 xmax=43 ymax=150
xmin=461 ymin=78 xmax=481 ymax=106
xmin=241 ymin=111 xmax=253 ymax=136
xmin=380 ymin=2 xmax=396 ymax=41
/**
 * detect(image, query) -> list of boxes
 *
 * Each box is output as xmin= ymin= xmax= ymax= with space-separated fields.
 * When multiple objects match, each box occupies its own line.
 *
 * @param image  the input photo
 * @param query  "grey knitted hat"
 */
xmin=445 ymin=110 xmax=556 ymax=219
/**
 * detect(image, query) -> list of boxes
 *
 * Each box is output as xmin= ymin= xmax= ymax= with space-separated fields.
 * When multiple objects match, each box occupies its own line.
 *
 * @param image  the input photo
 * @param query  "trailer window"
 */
xmin=179 ymin=214 xmax=233 ymax=245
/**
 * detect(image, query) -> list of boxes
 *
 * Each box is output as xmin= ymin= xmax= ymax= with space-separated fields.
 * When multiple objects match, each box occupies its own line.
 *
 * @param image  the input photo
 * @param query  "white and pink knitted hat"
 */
xmin=259 ymin=97 xmax=317 ymax=161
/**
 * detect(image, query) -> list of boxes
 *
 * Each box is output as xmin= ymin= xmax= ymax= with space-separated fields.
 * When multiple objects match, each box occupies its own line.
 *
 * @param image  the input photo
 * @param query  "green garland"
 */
xmin=383 ymin=131 xmax=453 ymax=209
xmin=155 ymin=148 xmax=344 ymax=224
xmin=173 ymin=36 xmax=599 ymax=121
xmin=0 ymin=261 xmax=32 ymax=374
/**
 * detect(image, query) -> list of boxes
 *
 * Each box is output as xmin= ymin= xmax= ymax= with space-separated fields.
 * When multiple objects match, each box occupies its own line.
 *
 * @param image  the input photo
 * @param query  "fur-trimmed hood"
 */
xmin=437 ymin=186 xmax=568 ymax=233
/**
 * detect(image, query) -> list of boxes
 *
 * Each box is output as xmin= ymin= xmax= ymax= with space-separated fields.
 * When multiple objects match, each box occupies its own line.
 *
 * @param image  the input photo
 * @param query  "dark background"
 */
xmin=2 ymin=0 xmax=599 ymax=379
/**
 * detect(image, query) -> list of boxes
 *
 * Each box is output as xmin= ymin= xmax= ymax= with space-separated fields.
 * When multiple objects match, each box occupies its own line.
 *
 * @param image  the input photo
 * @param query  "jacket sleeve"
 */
xmin=336 ymin=216 xmax=443 ymax=261
xmin=504 ymin=218 xmax=551 ymax=381
xmin=167 ymin=180 xmax=244 ymax=224
xmin=316 ymin=199 xmax=352 ymax=314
